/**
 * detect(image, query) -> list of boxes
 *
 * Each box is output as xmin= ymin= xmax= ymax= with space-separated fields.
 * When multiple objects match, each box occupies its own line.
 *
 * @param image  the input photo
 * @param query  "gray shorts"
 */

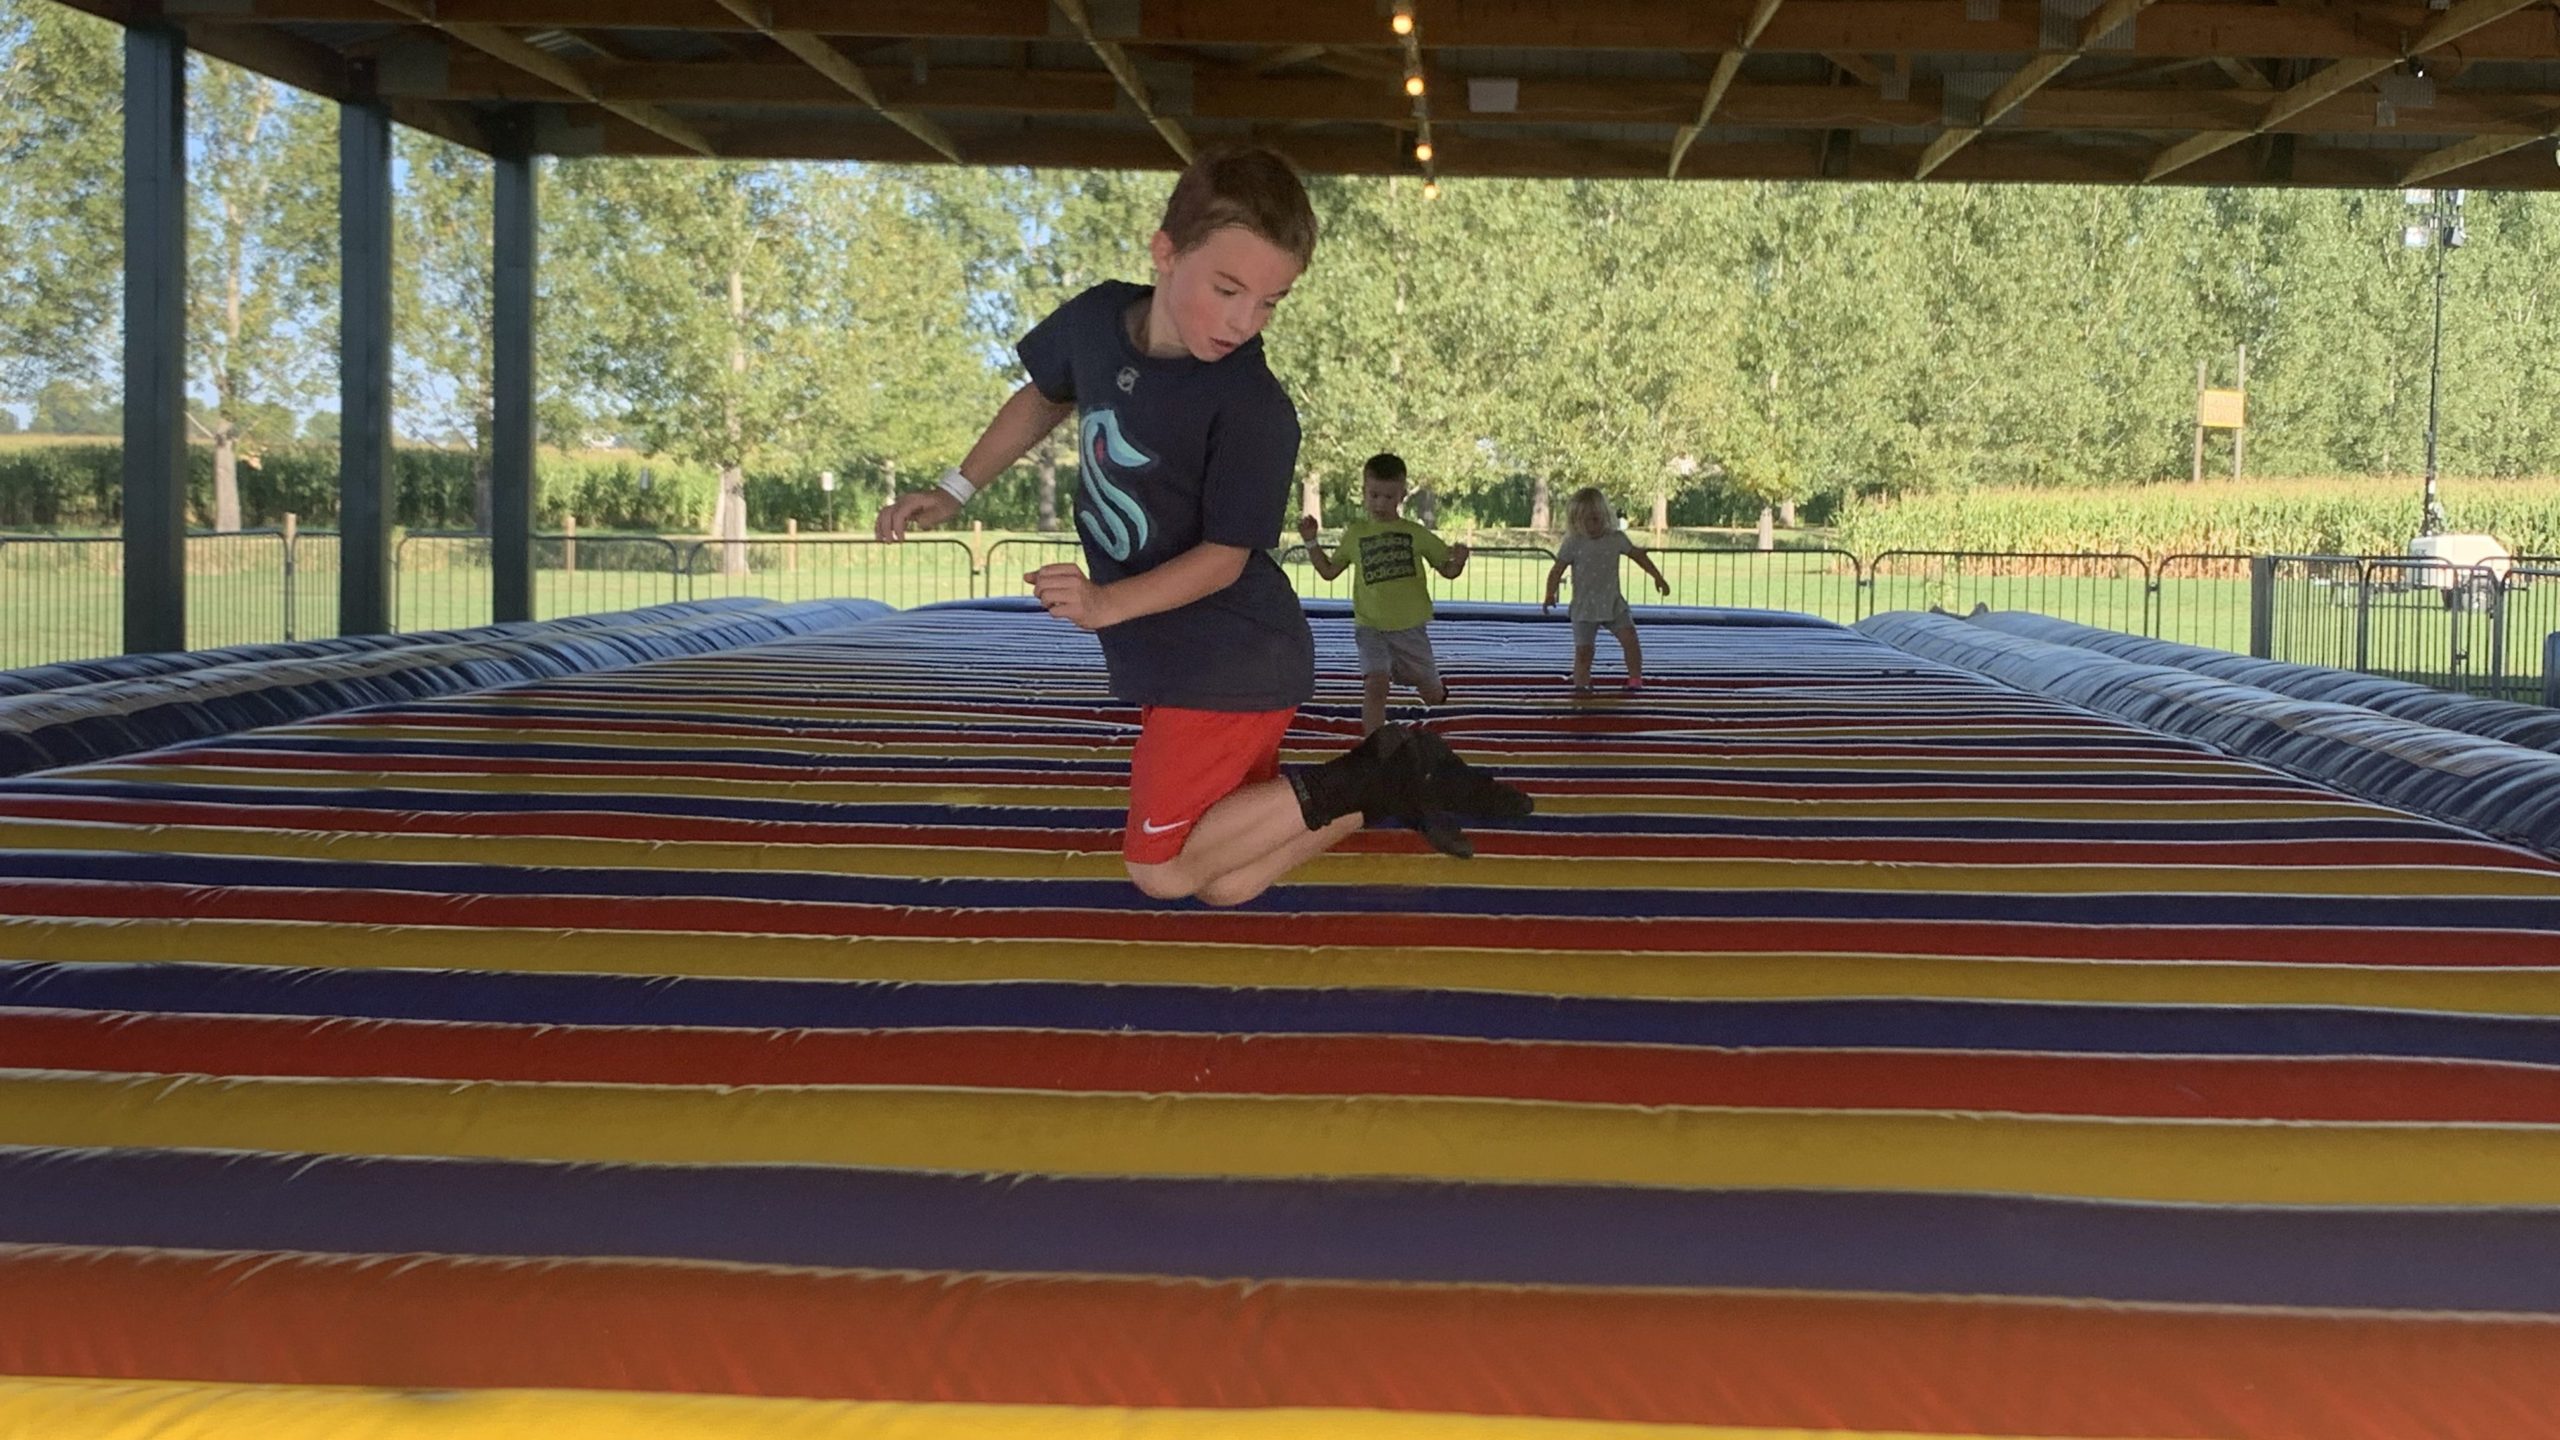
xmin=1572 ymin=598 xmax=1635 ymax=647
xmin=1354 ymin=623 xmax=1441 ymax=689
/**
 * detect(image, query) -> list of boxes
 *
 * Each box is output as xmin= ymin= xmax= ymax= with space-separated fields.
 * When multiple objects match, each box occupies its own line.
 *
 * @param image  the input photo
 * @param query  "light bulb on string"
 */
xmin=1415 ymin=139 xmax=1434 ymax=163
xmin=1405 ymin=73 xmax=1426 ymax=97
xmin=1422 ymin=179 xmax=1442 ymax=200
xmin=1391 ymin=11 xmax=1414 ymax=36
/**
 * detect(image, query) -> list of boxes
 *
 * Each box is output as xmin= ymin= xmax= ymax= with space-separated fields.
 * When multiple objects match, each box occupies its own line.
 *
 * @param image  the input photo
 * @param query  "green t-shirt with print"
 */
xmin=1333 ymin=515 xmax=1451 ymax=631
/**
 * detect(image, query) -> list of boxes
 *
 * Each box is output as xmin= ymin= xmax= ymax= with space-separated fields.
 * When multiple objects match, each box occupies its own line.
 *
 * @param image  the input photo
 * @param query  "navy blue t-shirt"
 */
xmin=1017 ymin=281 xmax=1314 ymax=711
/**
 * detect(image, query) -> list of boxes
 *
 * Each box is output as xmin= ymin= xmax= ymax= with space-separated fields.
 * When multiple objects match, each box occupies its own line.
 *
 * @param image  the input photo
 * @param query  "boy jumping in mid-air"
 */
xmin=876 ymin=149 xmax=1529 ymax=898
xmin=1298 ymin=452 xmax=1469 ymax=734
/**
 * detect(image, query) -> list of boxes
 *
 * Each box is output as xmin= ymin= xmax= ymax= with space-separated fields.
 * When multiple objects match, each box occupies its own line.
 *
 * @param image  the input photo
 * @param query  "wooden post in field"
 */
xmin=971 ymin=518 xmax=984 ymax=569
xmin=564 ymin=512 xmax=577 ymax=575
xmin=2232 ymin=344 xmax=2248 ymax=480
xmin=282 ymin=512 xmax=297 ymax=548
xmin=2192 ymin=360 xmax=2207 ymax=485
xmin=785 ymin=517 xmax=797 ymax=573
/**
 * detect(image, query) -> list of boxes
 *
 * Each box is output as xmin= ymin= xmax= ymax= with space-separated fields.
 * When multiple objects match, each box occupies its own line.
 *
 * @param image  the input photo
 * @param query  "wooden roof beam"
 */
xmin=1053 ymin=0 xmax=1193 ymax=165
xmin=1669 ymin=0 xmax=1786 ymax=177
xmin=706 ymin=0 xmax=961 ymax=161
xmin=371 ymin=1 xmax=716 ymax=154
xmin=2403 ymin=123 xmax=2560 ymax=184
xmin=1917 ymin=0 xmax=2153 ymax=179
xmin=2144 ymin=0 xmax=2544 ymax=182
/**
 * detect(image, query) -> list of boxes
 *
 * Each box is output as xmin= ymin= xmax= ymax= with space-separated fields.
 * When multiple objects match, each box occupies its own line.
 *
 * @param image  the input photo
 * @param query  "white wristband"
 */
xmin=935 ymin=467 xmax=977 ymax=505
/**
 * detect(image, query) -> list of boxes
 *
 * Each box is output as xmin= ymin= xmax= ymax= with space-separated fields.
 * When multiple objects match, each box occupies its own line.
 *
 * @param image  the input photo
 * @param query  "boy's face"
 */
xmin=1149 ymin=225 xmax=1304 ymax=363
xmin=1362 ymin=475 xmax=1406 ymax=519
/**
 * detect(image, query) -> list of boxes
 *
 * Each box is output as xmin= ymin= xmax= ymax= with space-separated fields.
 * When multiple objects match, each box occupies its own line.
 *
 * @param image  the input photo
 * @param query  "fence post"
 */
xmin=2354 ymin=561 xmax=2372 ymax=674
xmin=785 ymin=517 xmax=797 ymax=574
xmin=2247 ymin=555 xmax=2275 ymax=659
xmin=564 ymin=512 xmax=577 ymax=575
xmin=282 ymin=512 xmax=299 ymax=642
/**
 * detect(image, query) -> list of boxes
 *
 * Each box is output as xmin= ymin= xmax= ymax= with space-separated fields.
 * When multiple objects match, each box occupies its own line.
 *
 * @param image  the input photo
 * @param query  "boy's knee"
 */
xmin=1195 ymin=873 xmax=1271 ymax=908
xmin=1125 ymin=859 xmax=1198 ymax=901
xmin=1419 ymin=679 xmax=1447 ymax=704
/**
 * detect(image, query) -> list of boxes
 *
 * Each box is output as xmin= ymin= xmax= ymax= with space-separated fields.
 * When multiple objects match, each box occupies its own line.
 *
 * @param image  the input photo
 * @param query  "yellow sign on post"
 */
xmin=2193 ymin=346 xmax=2248 ymax=481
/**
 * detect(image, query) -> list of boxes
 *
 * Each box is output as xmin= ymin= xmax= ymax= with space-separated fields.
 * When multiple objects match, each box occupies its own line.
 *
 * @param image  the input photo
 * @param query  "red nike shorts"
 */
xmin=1123 ymin=706 xmax=1297 ymax=864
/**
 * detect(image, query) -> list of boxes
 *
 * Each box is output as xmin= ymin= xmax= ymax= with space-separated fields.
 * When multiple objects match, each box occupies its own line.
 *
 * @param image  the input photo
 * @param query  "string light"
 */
xmin=1393 ymin=2 xmax=1440 ymax=202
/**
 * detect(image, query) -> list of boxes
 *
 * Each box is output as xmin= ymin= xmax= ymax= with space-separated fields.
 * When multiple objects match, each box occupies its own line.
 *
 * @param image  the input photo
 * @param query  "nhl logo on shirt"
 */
xmin=1116 ymin=366 xmax=1139 ymax=393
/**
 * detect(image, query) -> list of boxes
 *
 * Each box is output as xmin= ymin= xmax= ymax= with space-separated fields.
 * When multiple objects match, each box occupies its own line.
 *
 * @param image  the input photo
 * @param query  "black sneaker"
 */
xmin=1402 ymin=727 xmax=1536 ymax=820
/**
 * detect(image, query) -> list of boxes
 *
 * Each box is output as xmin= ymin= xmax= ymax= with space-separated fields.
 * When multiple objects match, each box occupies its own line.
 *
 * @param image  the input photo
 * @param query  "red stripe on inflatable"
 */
xmin=5 ymin=1245 xmax=2554 ymax=1439
xmin=1 ymin=793 xmax=2543 ymax=869
xmin=11 ymin=1008 xmax=2560 ymax=1122
xmin=0 ymin=878 xmax=2550 ymax=964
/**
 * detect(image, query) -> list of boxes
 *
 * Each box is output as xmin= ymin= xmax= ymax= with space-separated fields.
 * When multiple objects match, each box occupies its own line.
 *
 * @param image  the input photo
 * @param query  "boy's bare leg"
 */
xmin=1614 ymin=622 xmax=1644 ymax=685
xmin=1190 ymin=808 xmax=1367 ymax=907
xmin=1362 ymin=674 xmax=1391 ymax=733
xmin=1418 ymin=676 xmax=1448 ymax=706
xmin=1126 ymin=777 xmax=1359 ymax=903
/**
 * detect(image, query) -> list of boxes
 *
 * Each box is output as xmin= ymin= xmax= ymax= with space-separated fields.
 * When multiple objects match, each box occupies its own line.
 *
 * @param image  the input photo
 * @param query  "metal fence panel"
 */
xmin=0 ymin=534 xmax=124 ymax=670
xmin=2150 ymin=553 xmax=2254 ymax=654
xmin=2359 ymin=557 xmax=2506 ymax=697
xmin=1867 ymin=550 xmax=2151 ymax=630
xmin=1646 ymin=546 xmax=1865 ymax=626
xmin=681 ymin=536 xmax=979 ymax=609
xmin=182 ymin=531 xmax=289 ymax=653
xmin=982 ymin=537 xmax=1088 ymax=599
xmin=1279 ymin=541 xmax=1559 ymax=608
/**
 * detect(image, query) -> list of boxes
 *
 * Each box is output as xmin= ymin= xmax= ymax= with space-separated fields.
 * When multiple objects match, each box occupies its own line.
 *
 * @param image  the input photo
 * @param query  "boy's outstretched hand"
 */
xmin=1654 ymin=576 xmax=1672 ymax=597
xmin=1296 ymin=514 xmax=1320 ymax=542
xmin=875 ymin=489 xmax=961 ymax=542
xmin=1027 ymin=563 xmax=1114 ymax=630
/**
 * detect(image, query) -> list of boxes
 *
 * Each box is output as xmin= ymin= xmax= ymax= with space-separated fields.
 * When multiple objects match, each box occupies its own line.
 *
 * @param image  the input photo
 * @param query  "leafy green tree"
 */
xmin=187 ymin=58 xmax=336 ymax=531
xmin=0 ymin=0 xmax=121 ymax=404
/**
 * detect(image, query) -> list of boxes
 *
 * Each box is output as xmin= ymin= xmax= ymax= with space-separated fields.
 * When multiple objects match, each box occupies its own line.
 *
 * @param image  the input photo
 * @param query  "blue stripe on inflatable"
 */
xmin=5 ymin=962 xmax=2556 ymax=1061
xmin=0 ymin=777 xmax=2468 ymax=840
xmin=4 ymin=849 xmax=2557 ymax=928
xmin=1 ymin=1146 xmax=2553 ymax=1314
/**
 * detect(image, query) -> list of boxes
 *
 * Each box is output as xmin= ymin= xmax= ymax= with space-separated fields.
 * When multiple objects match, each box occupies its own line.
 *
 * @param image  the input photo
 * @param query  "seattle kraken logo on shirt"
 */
xmin=1078 ymin=409 xmax=1154 ymax=562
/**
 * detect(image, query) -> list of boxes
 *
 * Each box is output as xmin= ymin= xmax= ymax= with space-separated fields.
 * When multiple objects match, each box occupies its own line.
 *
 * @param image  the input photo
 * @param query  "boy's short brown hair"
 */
xmin=1363 ymin=453 xmax=1409 ymax=486
xmin=1159 ymin=147 xmax=1319 ymax=266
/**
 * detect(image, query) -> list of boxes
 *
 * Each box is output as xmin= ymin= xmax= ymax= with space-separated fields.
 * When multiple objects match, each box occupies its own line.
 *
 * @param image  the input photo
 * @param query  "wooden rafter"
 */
xmin=1668 ymin=0 xmax=1785 ymax=178
xmin=371 ymin=0 xmax=716 ymax=155
xmin=1917 ymin=0 xmax=2153 ymax=180
xmin=2403 ymin=123 xmax=2560 ymax=185
xmin=150 ymin=1 xmax=2560 ymax=64
xmin=2144 ymin=0 xmax=2543 ymax=182
xmin=705 ymin=0 xmax=961 ymax=161
xmin=1052 ymin=0 xmax=1193 ymax=165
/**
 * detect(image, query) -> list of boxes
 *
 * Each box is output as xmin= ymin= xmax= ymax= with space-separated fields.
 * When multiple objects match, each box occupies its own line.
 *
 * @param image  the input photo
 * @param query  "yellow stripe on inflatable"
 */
xmin=2 ymin=817 xmax=2551 ymax=897
xmin=67 ymin=764 xmax=2384 ymax=821
xmin=0 ymin=1378 xmax=2109 ymax=1440
xmin=8 ymin=918 xmax=2559 ymax=1016
xmin=7 ymin=1068 xmax=2560 ymax=1205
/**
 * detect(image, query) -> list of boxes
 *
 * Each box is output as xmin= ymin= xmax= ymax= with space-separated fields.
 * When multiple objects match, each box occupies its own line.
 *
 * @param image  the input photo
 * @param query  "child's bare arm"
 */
xmin=877 ymin=383 xmax=1074 ymax=540
xmin=1630 ymin=546 xmax=1672 ymax=596
xmin=1434 ymin=542 xmax=1471 ymax=579
xmin=1028 ymin=542 xmax=1251 ymax=631
xmin=1297 ymin=518 xmax=1350 ymax=580
xmin=1542 ymin=559 xmax=1568 ymax=612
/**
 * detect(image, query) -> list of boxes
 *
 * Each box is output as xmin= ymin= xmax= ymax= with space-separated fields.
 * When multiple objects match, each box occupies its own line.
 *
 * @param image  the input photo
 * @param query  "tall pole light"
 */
xmin=2402 ymin=186 xmax=2464 ymax=538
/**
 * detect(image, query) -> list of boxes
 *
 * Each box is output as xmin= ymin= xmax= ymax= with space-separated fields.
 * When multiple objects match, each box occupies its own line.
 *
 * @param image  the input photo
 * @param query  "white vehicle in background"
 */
xmin=2406 ymin=532 xmax=2512 ymax=610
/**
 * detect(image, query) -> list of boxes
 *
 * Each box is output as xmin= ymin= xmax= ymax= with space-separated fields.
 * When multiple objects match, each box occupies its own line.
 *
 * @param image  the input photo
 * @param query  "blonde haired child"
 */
xmin=1543 ymin=486 xmax=1669 ymax=695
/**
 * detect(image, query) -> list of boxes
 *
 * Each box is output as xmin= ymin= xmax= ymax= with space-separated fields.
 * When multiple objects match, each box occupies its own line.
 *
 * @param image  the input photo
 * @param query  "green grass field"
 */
xmin=4 ymin=532 xmax=2549 ymax=703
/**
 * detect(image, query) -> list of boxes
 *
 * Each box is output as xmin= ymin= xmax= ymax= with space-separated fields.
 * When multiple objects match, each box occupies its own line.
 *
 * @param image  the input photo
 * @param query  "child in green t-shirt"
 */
xmin=1298 ymin=452 xmax=1470 ymax=734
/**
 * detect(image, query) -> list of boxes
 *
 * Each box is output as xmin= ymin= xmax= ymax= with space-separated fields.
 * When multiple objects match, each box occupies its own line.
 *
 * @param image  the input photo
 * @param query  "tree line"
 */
xmin=9 ymin=0 xmax=2560 ymax=543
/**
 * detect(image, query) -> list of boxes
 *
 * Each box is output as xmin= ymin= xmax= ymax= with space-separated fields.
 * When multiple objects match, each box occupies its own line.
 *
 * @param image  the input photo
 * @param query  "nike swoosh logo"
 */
xmin=1138 ymin=818 xmax=1190 ymax=836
